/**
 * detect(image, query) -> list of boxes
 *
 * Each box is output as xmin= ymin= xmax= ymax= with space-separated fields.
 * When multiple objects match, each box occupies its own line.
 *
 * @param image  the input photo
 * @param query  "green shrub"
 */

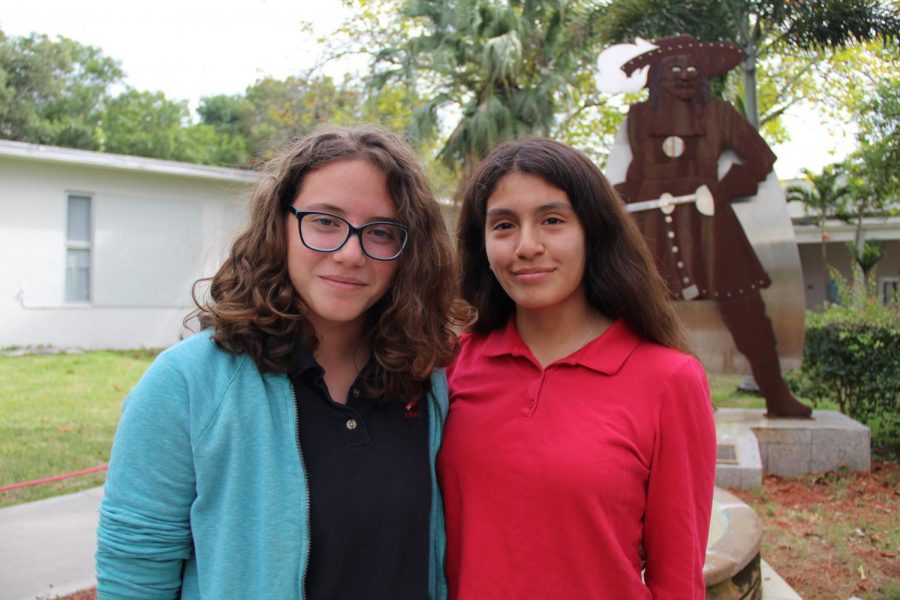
xmin=789 ymin=273 xmax=899 ymax=458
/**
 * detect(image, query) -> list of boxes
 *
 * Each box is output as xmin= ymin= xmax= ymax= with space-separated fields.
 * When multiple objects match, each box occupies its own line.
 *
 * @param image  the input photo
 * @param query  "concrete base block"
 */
xmin=716 ymin=423 xmax=763 ymax=489
xmin=715 ymin=408 xmax=870 ymax=476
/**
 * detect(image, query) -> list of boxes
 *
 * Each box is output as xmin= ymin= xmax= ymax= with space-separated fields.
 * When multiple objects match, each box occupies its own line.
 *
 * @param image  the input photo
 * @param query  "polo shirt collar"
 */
xmin=290 ymin=343 xmax=324 ymax=381
xmin=481 ymin=317 xmax=641 ymax=375
xmin=290 ymin=342 xmax=378 ymax=387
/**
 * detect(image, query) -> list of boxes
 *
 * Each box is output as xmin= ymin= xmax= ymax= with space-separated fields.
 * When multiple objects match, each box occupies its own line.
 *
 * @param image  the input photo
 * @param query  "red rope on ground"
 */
xmin=0 ymin=464 xmax=108 ymax=493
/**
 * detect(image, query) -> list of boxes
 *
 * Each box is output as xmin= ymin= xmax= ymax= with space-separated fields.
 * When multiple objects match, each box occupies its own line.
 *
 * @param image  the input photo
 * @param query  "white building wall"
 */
xmin=798 ymin=239 xmax=900 ymax=309
xmin=0 ymin=153 xmax=251 ymax=349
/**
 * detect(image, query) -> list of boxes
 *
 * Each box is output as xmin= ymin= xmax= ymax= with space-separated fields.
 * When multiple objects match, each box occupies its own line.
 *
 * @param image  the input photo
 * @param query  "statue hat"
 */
xmin=621 ymin=34 xmax=743 ymax=79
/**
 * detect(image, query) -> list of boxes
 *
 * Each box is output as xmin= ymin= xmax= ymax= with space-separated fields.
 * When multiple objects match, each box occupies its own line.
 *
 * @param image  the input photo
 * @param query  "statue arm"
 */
xmin=713 ymin=102 xmax=777 ymax=202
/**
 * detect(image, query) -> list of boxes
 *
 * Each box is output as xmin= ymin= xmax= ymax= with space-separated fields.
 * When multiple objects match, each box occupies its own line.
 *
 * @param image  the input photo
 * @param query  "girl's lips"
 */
xmin=513 ymin=268 xmax=554 ymax=283
xmin=320 ymin=275 xmax=366 ymax=289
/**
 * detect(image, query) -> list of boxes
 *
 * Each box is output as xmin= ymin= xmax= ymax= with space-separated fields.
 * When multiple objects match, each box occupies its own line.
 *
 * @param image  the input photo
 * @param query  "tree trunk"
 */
xmin=820 ymin=211 xmax=830 ymax=305
xmin=742 ymin=50 xmax=759 ymax=130
xmin=853 ymin=212 xmax=866 ymax=300
xmin=453 ymin=152 xmax=480 ymax=204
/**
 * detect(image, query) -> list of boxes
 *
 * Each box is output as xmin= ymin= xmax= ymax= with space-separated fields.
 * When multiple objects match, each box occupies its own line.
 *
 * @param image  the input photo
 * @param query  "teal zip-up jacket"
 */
xmin=96 ymin=329 xmax=448 ymax=599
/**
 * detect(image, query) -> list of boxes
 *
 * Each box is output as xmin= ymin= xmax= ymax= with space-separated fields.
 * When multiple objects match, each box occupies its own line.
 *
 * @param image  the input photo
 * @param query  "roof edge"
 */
xmin=0 ymin=138 xmax=259 ymax=184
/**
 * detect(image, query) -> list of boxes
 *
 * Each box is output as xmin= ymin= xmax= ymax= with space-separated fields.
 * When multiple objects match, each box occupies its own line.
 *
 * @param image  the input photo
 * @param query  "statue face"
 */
xmin=659 ymin=54 xmax=700 ymax=101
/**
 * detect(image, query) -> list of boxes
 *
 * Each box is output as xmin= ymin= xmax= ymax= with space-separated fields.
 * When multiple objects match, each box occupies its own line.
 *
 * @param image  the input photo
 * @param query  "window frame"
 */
xmin=879 ymin=276 xmax=899 ymax=305
xmin=64 ymin=192 xmax=94 ymax=304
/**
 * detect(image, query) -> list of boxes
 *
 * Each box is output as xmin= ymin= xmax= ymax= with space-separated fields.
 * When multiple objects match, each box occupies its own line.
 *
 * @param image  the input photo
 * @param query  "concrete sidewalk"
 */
xmin=0 ymin=486 xmax=803 ymax=599
xmin=0 ymin=487 xmax=102 ymax=600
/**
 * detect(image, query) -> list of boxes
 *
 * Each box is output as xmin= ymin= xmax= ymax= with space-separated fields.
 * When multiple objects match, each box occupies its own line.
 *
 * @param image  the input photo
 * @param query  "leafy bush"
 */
xmin=788 ymin=273 xmax=899 ymax=458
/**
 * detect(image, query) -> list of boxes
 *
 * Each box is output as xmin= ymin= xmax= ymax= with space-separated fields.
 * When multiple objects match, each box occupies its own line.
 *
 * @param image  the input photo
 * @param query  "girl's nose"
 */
xmin=515 ymin=227 xmax=544 ymax=258
xmin=332 ymin=232 xmax=367 ymax=265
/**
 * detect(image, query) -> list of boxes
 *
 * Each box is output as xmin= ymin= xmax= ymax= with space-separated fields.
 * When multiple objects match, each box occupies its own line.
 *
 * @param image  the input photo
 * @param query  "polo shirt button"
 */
xmin=345 ymin=419 xmax=358 ymax=431
xmin=351 ymin=388 xmax=360 ymax=399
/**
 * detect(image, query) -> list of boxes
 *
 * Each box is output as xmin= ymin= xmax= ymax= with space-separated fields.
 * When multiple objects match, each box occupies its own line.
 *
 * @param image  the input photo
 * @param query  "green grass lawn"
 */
xmin=0 ymin=350 xmax=877 ymax=507
xmin=707 ymin=373 xmax=766 ymax=409
xmin=0 ymin=350 xmax=157 ymax=507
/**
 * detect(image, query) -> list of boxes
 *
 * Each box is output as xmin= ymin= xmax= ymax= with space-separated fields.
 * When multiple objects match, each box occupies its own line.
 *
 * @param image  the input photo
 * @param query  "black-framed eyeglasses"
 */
xmin=286 ymin=207 xmax=408 ymax=261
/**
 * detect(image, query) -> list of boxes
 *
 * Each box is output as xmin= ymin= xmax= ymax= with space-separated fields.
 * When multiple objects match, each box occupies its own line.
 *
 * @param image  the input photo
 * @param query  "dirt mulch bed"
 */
xmin=59 ymin=591 xmax=95 ymax=600
xmin=732 ymin=462 xmax=899 ymax=599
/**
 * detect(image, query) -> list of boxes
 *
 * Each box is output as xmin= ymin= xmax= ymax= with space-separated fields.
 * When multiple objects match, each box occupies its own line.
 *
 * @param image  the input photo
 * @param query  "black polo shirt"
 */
xmin=290 ymin=346 xmax=431 ymax=600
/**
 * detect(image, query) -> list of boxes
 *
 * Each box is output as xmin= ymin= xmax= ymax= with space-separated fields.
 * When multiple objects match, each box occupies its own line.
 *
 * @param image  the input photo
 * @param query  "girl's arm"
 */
xmin=642 ymin=356 xmax=717 ymax=599
xmin=96 ymin=351 xmax=197 ymax=599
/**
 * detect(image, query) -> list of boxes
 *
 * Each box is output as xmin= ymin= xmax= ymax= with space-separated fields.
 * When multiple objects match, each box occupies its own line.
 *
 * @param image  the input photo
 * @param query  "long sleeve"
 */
xmin=642 ymin=357 xmax=717 ymax=599
xmin=95 ymin=352 xmax=197 ymax=599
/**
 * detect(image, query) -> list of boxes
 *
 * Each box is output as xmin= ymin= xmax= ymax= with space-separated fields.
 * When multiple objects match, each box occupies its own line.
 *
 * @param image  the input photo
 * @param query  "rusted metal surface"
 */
xmin=606 ymin=35 xmax=809 ymax=417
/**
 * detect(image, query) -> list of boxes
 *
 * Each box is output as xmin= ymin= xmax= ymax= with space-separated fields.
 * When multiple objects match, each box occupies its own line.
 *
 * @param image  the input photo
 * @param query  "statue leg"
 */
xmin=716 ymin=292 xmax=812 ymax=418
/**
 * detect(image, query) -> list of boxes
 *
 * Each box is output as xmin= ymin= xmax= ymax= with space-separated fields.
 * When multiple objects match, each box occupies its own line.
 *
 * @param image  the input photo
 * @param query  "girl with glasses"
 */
xmin=438 ymin=139 xmax=716 ymax=598
xmin=97 ymin=126 xmax=466 ymax=599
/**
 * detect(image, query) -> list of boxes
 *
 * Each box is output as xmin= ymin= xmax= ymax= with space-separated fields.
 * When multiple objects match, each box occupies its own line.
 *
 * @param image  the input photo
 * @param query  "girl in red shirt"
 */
xmin=438 ymin=139 xmax=717 ymax=599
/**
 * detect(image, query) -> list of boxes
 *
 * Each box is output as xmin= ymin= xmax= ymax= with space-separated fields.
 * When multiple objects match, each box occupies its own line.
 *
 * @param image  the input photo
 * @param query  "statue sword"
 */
xmin=623 ymin=184 xmax=715 ymax=217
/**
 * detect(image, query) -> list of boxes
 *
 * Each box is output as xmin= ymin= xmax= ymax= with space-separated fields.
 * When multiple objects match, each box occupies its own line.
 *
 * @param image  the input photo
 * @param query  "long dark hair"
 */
xmin=457 ymin=138 xmax=688 ymax=351
xmin=191 ymin=125 xmax=469 ymax=402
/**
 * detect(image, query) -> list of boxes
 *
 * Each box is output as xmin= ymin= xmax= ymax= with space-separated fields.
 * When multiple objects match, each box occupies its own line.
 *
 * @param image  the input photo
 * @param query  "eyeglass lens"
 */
xmin=300 ymin=213 xmax=406 ymax=260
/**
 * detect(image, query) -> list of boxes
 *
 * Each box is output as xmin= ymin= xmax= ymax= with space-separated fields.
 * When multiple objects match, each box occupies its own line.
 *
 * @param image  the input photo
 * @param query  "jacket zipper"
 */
xmin=430 ymin=388 xmax=445 ymax=431
xmin=291 ymin=382 xmax=311 ymax=599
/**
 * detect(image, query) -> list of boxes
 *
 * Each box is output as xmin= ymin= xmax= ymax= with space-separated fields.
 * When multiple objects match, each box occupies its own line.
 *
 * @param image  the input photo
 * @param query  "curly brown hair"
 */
xmin=457 ymin=138 xmax=688 ymax=352
xmin=191 ymin=125 xmax=468 ymax=403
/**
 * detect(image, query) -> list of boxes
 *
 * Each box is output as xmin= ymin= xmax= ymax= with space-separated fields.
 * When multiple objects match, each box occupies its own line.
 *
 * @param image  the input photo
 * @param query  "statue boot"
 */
xmin=717 ymin=292 xmax=812 ymax=418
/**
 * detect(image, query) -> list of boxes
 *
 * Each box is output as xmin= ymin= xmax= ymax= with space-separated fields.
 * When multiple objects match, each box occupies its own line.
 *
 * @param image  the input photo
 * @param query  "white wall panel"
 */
xmin=94 ymin=194 xmax=203 ymax=307
xmin=0 ymin=153 xmax=250 ymax=349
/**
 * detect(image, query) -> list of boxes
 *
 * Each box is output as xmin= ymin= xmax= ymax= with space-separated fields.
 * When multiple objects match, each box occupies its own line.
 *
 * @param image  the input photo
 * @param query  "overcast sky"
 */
xmin=1 ymin=0 xmax=357 ymax=103
xmin=2 ymin=0 xmax=854 ymax=177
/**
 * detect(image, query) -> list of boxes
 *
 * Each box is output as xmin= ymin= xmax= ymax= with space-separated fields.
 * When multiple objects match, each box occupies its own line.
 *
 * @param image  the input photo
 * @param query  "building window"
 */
xmin=65 ymin=194 xmax=92 ymax=303
xmin=880 ymin=277 xmax=899 ymax=305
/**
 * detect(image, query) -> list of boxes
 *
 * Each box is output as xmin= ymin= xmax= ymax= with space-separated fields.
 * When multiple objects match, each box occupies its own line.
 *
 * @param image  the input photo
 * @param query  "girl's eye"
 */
xmin=544 ymin=216 xmax=564 ymax=225
xmin=490 ymin=222 xmax=514 ymax=231
xmin=364 ymin=224 xmax=404 ymax=245
xmin=368 ymin=228 xmax=393 ymax=240
xmin=686 ymin=66 xmax=698 ymax=73
xmin=671 ymin=66 xmax=682 ymax=73
xmin=312 ymin=216 xmax=340 ymax=228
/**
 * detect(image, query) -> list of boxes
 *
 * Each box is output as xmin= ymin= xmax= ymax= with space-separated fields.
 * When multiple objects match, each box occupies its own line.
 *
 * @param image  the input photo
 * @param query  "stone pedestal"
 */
xmin=715 ymin=408 xmax=870 ymax=477
xmin=715 ymin=423 xmax=763 ymax=489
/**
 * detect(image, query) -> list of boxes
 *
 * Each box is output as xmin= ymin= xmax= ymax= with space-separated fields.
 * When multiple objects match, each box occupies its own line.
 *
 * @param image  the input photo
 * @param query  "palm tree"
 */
xmin=366 ymin=0 xmax=608 ymax=181
xmin=847 ymin=240 xmax=885 ymax=292
xmin=786 ymin=165 xmax=850 ymax=304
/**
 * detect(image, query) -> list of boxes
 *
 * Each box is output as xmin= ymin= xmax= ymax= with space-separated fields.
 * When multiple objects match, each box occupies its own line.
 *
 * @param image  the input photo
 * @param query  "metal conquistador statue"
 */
xmin=613 ymin=35 xmax=812 ymax=418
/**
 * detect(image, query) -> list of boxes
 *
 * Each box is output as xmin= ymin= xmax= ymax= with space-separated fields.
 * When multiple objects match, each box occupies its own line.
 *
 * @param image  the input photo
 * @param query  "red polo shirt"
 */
xmin=437 ymin=318 xmax=716 ymax=599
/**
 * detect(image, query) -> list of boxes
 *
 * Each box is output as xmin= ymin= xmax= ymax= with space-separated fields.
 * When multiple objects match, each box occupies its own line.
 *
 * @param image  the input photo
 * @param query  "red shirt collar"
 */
xmin=480 ymin=317 xmax=641 ymax=375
